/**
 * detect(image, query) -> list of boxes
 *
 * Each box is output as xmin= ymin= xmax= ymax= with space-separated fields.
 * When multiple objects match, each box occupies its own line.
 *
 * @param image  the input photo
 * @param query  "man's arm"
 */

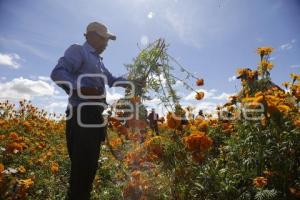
xmin=100 ymin=63 xmax=127 ymax=88
xmin=50 ymin=44 xmax=83 ymax=94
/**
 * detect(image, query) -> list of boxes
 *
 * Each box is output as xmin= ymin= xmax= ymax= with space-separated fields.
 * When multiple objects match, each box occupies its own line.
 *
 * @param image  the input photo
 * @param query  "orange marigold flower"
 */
xmin=0 ymin=163 xmax=4 ymax=173
xmin=294 ymin=120 xmax=300 ymax=127
xmin=282 ymin=81 xmax=290 ymax=89
xmin=289 ymin=187 xmax=300 ymax=198
xmin=222 ymin=122 xmax=234 ymax=134
xmin=195 ymin=92 xmax=205 ymax=100
xmin=253 ymin=176 xmax=267 ymax=188
xmin=130 ymin=96 xmax=141 ymax=104
xmin=260 ymin=60 xmax=273 ymax=71
xmin=109 ymin=138 xmax=123 ymax=149
xmin=10 ymin=132 xmax=19 ymax=140
xmin=198 ymin=120 xmax=209 ymax=132
xmin=18 ymin=165 xmax=26 ymax=173
xmin=196 ymin=79 xmax=204 ymax=86
xmin=131 ymin=170 xmax=141 ymax=180
xmin=6 ymin=142 xmax=24 ymax=153
xmin=290 ymin=73 xmax=300 ymax=82
xmin=17 ymin=178 xmax=34 ymax=189
xmin=51 ymin=162 xmax=59 ymax=174
xmin=257 ymin=47 xmax=273 ymax=57
xmin=166 ymin=112 xmax=181 ymax=129
xmin=144 ymin=136 xmax=164 ymax=158
xmin=184 ymin=131 xmax=213 ymax=152
xmin=0 ymin=119 xmax=5 ymax=126
xmin=276 ymin=104 xmax=290 ymax=113
xmin=290 ymin=85 xmax=300 ymax=99
xmin=0 ymin=134 xmax=5 ymax=140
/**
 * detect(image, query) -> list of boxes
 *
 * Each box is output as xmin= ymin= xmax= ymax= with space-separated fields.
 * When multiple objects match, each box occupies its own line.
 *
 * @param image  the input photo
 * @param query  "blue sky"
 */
xmin=0 ymin=0 xmax=299 ymax=116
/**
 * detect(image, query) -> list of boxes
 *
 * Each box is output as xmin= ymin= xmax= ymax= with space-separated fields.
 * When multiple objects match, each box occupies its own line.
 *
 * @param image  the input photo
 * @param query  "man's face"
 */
xmin=86 ymin=31 xmax=108 ymax=54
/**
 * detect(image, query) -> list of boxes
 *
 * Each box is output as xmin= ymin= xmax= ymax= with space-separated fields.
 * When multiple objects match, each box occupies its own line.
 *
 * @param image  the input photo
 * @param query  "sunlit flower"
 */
xmin=131 ymin=170 xmax=141 ymax=180
xmin=282 ymin=81 xmax=290 ymax=89
xmin=257 ymin=47 xmax=273 ymax=57
xmin=184 ymin=131 xmax=213 ymax=152
xmin=236 ymin=68 xmax=249 ymax=77
xmin=0 ymin=119 xmax=5 ymax=126
xmin=0 ymin=163 xmax=4 ymax=173
xmin=294 ymin=120 xmax=300 ymax=128
xmin=6 ymin=142 xmax=24 ymax=153
xmin=130 ymin=96 xmax=141 ymax=104
xmin=260 ymin=60 xmax=273 ymax=71
xmin=109 ymin=138 xmax=123 ymax=149
xmin=195 ymin=92 xmax=205 ymax=100
xmin=166 ymin=112 xmax=181 ymax=129
xmin=253 ymin=176 xmax=267 ymax=188
xmin=17 ymin=178 xmax=34 ymax=189
xmin=290 ymin=73 xmax=300 ymax=82
xmin=50 ymin=162 xmax=59 ymax=174
xmin=277 ymin=104 xmax=291 ymax=113
xmin=196 ymin=79 xmax=204 ymax=86
xmin=9 ymin=132 xmax=19 ymax=140
xmin=144 ymin=136 xmax=164 ymax=158
xmin=18 ymin=165 xmax=26 ymax=174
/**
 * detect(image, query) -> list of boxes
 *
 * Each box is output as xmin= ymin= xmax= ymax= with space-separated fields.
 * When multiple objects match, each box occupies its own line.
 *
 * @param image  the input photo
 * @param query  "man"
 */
xmin=51 ymin=22 xmax=127 ymax=200
xmin=196 ymin=109 xmax=204 ymax=119
xmin=147 ymin=108 xmax=159 ymax=135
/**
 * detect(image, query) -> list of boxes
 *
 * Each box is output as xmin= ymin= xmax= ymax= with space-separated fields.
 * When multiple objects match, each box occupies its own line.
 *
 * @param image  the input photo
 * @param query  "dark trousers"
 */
xmin=150 ymin=123 xmax=159 ymax=135
xmin=65 ymin=105 xmax=106 ymax=200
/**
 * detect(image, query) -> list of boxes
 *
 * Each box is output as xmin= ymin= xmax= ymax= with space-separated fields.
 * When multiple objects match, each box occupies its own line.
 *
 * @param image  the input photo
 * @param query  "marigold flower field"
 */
xmin=1 ymin=47 xmax=300 ymax=199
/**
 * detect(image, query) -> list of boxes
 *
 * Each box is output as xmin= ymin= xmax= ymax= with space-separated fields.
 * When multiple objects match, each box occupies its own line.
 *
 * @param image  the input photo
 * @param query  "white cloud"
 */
xmin=144 ymin=97 xmax=161 ymax=106
xmin=106 ymin=90 xmax=123 ymax=104
xmin=140 ymin=35 xmax=149 ymax=47
xmin=212 ymin=92 xmax=234 ymax=100
xmin=0 ymin=53 xmax=21 ymax=69
xmin=45 ymin=101 xmax=67 ymax=112
xmin=0 ymin=37 xmax=49 ymax=60
xmin=175 ymin=80 xmax=183 ymax=87
xmin=228 ymin=75 xmax=236 ymax=82
xmin=256 ymin=37 xmax=264 ymax=42
xmin=290 ymin=64 xmax=300 ymax=69
xmin=163 ymin=9 xmax=201 ymax=48
xmin=280 ymin=39 xmax=296 ymax=50
xmin=38 ymin=76 xmax=51 ymax=81
xmin=194 ymin=101 xmax=218 ymax=115
xmin=152 ymin=74 xmax=167 ymax=87
xmin=147 ymin=11 xmax=155 ymax=19
xmin=0 ymin=77 xmax=55 ymax=100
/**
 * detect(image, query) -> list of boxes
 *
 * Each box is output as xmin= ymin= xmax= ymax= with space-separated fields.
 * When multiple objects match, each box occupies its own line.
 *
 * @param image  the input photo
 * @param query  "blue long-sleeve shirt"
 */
xmin=51 ymin=41 xmax=126 ymax=107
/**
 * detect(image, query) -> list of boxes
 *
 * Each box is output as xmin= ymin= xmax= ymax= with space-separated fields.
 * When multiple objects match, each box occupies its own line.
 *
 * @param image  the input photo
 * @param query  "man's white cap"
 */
xmin=86 ymin=22 xmax=116 ymax=40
